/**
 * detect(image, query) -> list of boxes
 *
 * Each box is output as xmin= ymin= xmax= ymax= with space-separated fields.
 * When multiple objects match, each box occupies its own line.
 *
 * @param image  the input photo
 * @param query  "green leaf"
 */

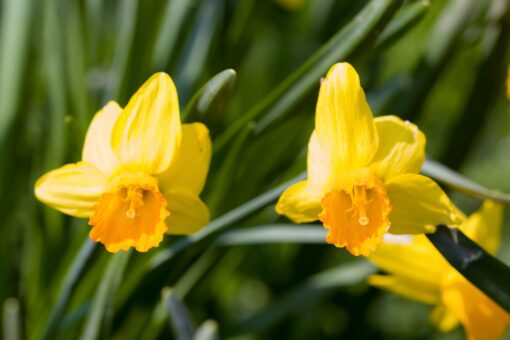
xmin=427 ymin=225 xmax=510 ymax=313
xmin=237 ymin=261 xmax=376 ymax=332
xmin=193 ymin=320 xmax=219 ymax=340
xmin=80 ymin=251 xmax=131 ymax=340
xmin=422 ymin=159 xmax=510 ymax=204
xmin=182 ymin=69 xmax=237 ymax=123
xmin=3 ymin=298 xmax=21 ymax=340
xmin=37 ymin=239 xmax=96 ymax=340
xmin=214 ymin=0 xmax=404 ymax=151
xmin=215 ymin=224 xmax=326 ymax=246
xmin=163 ymin=288 xmax=196 ymax=340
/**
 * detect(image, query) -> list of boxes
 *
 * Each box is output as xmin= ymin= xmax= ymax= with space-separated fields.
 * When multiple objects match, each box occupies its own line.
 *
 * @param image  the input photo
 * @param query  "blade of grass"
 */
xmin=37 ymin=239 xmax=96 ymax=340
xmin=152 ymin=0 xmax=198 ymax=70
xmin=215 ymin=225 xmax=326 ymax=246
xmin=80 ymin=250 xmax=131 ymax=340
xmin=0 ymin=0 xmax=33 ymax=144
xmin=421 ymin=159 xmax=510 ymax=204
xmin=214 ymin=0 xmax=403 ymax=151
xmin=193 ymin=320 xmax=218 ymax=340
xmin=427 ymin=225 xmax=510 ymax=312
xmin=3 ymin=298 xmax=21 ymax=340
xmin=163 ymin=288 xmax=196 ymax=340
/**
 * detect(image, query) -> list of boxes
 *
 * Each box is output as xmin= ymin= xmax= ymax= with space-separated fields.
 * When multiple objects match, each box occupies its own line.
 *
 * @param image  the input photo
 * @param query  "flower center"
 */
xmin=89 ymin=173 xmax=169 ymax=252
xmin=319 ymin=167 xmax=392 ymax=256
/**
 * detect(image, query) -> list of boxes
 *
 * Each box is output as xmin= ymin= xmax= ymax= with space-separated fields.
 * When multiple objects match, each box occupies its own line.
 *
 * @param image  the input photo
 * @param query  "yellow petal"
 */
xmin=111 ymin=73 xmax=181 ymax=174
xmin=275 ymin=180 xmax=322 ymax=223
xmin=460 ymin=199 xmax=503 ymax=254
xmin=82 ymin=101 xmax=122 ymax=175
xmin=158 ymin=123 xmax=211 ymax=195
xmin=441 ymin=271 xmax=510 ymax=339
xmin=369 ymin=235 xmax=448 ymax=290
xmin=371 ymin=116 xmax=425 ymax=181
xmin=34 ymin=162 xmax=106 ymax=218
xmin=368 ymin=274 xmax=439 ymax=305
xmin=164 ymin=188 xmax=210 ymax=235
xmin=430 ymin=305 xmax=459 ymax=332
xmin=307 ymin=131 xmax=334 ymax=195
xmin=385 ymin=174 xmax=464 ymax=234
xmin=315 ymin=62 xmax=378 ymax=170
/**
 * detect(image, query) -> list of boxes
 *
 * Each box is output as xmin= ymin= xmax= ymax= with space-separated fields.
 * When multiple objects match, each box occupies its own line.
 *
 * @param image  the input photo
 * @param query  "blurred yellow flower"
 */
xmin=369 ymin=200 xmax=510 ymax=339
xmin=276 ymin=62 xmax=462 ymax=256
xmin=35 ymin=73 xmax=211 ymax=253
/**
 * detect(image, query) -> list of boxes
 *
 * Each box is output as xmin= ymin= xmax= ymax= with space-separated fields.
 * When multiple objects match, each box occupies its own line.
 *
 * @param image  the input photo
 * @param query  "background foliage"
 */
xmin=1 ymin=0 xmax=509 ymax=339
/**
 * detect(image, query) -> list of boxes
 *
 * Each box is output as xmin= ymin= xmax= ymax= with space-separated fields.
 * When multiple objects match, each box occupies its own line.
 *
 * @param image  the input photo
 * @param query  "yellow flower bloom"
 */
xmin=369 ymin=200 xmax=510 ymax=339
xmin=35 ymin=73 xmax=211 ymax=253
xmin=275 ymin=63 xmax=463 ymax=256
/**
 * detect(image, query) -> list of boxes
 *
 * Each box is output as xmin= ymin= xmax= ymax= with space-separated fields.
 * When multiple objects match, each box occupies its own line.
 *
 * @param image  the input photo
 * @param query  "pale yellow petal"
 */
xmin=315 ymin=63 xmax=378 ymax=170
xmin=460 ymin=200 xmax=503 ymax=254
xmin=368 ymin=274 xmax=439 ymax=305
xmin=369 ymin=235 xmax=447 ymax=290
xmin=111 ymin=73 xmax=181 ymax=174
xmin=82 ymin=101 xmax=122 ymax=175
xmin=275 ymin=180 xmax=322 ymax=223
xmin=371 ymin=115 xmax=425 ymax=181
xmin=34 ymin=162 xmax=106 ymax=218
xmin=307 ymin=131 xmax=334 ymax=195
xmin=385 ymin=174 xmax=464 ymax=234
xmin=164 ymin=188 xmax=209 ymax=235
xmin=158 ymin=123 xmax=211 ymax=195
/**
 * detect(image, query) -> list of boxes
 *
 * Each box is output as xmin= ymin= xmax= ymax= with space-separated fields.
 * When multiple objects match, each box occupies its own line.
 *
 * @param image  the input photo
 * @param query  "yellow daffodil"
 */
xmin=35 ymin=73 xmax=211 ymax=253
xmin=275 ymin=62 xmax=463 ymax=256
xmin=369 ymin=200 xmax=510 ymax=339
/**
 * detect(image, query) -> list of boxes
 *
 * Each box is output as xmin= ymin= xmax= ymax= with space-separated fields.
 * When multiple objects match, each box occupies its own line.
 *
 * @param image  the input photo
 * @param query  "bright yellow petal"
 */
xmin=369 ymin=235 xmax=448 ymax=290
xmin=158 ymin=123 xmax=211 ymax=195
xmin=430 ymin=305 xmax=459 ymax=333
xmin=307 ymin=131 xmax=334 ymax=195
xmin=441 ymin=271 xmax=510 ymax=340
xmin=82 ymin=101 xmax=122 ymax=175
xmin=385 ymin=174 xmax=464 ymax=234
xmin=111 ymin=73 xmax=181 ymax=174
xmin=460 ymin=200 xmax=503 ymax=254
xmin=275 ymin=181 xmax=322 ymax=223
xmin=315 ymin=62 xmax=378 ymax=170
xmin=34 ymin=162 xmax=106 ymax=218
xmin=368 ymin=274 xmax=439 ymax=305
xmin=371 ymin=115 xmax=425 ymax=181
xmin=164 ymin=188 xmax=209 ymax=235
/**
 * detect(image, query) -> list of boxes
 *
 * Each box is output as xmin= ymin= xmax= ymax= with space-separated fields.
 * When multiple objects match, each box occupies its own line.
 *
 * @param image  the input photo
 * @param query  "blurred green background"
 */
xmin=1 ymin=0 xmax=509 ymax=339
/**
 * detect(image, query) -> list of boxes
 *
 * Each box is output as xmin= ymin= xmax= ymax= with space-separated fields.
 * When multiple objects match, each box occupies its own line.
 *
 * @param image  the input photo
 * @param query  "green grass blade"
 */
xmin=163 ymin=288 xmax=196 ymax=340
xmin=427 ymin=225 xmax=510 ymax=312
xmin=152 ymin=0 xmax=197 ymax=70
xmin=2 ymin=298 xmax=21 ymax=340
xmin=37 ymin=240 xmax=96 ymax=340
xmin=193 ymin=320 xmax=219 ymax=340
xmin=214 ymin=0 xmax=403 ymax=151
xmin=422 ymin=159 xmax=510 ymax=204
xmin=79 ymin=251 xmax=131 ymax=340
xmin=215 ymin=225 xmax=326 ymax=245
xmin=0 ymin=0 xmax=33 ymax=144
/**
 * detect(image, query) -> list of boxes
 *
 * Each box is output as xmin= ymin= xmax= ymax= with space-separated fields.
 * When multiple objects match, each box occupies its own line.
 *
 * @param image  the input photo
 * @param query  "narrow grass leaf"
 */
xmin=193 ymin=320 xmax=219 ymax=340
xmin=3 ymin=298 xmax=21 ymax=340
xmin=422 ymin=159 xmax=510 ymax=204
xmin=163 ymin=288 xmax=196 ymax=340
xmin=215 ymin=225 xmax=326 ymax=246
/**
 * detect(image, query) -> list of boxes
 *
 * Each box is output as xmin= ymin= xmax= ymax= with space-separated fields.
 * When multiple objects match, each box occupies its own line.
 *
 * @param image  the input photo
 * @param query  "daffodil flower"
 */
xmin=35 ymin=73 xmax=211 ymax=253
xmin=275 ymin=62 xmax=463 ymax=256
xmin=369 ymin=200 xmax=510 ymax=339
